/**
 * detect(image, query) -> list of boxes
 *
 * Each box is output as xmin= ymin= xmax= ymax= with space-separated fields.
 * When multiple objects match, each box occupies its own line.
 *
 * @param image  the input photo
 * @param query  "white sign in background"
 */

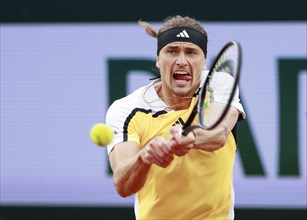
xmin=0 ymin=22 xmax=306 ymax=208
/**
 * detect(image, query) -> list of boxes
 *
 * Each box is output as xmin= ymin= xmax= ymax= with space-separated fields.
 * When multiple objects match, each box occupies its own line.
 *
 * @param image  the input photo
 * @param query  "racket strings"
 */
xmin=199 ymin=42 xmax=241 ymax=129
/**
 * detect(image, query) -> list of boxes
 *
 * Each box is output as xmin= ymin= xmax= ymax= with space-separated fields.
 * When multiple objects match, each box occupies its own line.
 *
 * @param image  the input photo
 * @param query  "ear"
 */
xmin=156 ymin=56 xmax=160 ymax=69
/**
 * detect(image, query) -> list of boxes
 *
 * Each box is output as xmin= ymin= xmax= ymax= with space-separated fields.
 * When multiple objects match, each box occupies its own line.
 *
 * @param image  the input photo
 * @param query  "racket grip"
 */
xmin=177 ymin=128 xmax=183 ymax=136
xmin=181 ymin=128 xmax=188 ymax=136
xmin=181 ymin=125 xmax=198 ymax=136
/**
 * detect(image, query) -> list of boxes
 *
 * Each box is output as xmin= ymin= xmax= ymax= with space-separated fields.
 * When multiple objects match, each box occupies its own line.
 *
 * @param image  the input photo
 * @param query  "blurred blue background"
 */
xmin=1 ymin=0 xmax=306 ymax=219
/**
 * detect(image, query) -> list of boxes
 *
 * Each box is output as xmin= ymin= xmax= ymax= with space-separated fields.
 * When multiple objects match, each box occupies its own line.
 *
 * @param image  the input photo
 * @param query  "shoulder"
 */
xmin=106 ymin=82 xmax=159 ymax=122
xmin=107 ymin=87 xmax=145 ymax=116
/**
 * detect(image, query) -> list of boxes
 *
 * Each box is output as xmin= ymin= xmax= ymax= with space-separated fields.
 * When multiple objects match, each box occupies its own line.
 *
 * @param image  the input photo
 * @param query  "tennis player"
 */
xmin=106 ymin=15 xmax=245 ymax=219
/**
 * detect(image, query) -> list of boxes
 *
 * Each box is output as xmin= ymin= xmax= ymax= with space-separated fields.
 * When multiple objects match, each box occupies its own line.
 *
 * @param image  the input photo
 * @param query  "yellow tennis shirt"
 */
xmin=106 ymin=79 xmax=244 ymax=219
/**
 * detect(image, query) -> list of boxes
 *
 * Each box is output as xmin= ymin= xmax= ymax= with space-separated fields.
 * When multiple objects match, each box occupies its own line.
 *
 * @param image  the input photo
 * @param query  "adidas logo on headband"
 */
xmin=176 ymin=30 xmax=190 ymax=38
xmin=157 ymin=27 xmax=207 ymax=56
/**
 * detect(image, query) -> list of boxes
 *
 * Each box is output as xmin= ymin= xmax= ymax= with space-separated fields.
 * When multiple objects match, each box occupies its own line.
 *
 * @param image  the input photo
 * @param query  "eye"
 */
xmin=187 ymin=49 xmax=197 ymax=55
xmin=185 ymin=51 xmax=197 ymax=57
xmin=167 ymin=49 xmax=177 ymax=54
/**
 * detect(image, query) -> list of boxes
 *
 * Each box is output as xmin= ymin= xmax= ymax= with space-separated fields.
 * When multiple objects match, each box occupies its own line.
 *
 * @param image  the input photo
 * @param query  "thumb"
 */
xmin=170 ymin=125 xmax=182 ymax=136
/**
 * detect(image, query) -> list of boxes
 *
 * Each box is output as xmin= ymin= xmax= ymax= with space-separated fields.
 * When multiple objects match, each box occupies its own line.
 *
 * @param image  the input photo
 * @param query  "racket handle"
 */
xmin=181 ymin=125 xmax=199 ymax=136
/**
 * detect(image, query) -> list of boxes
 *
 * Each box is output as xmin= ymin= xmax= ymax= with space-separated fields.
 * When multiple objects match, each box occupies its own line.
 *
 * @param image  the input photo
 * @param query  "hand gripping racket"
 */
xmin=182 ymin=41 xmax=242 ymax=135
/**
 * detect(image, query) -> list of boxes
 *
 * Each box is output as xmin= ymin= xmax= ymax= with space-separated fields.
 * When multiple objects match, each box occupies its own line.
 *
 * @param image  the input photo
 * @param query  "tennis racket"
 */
xmin=182 ymin=41 xmax=242 ymax=135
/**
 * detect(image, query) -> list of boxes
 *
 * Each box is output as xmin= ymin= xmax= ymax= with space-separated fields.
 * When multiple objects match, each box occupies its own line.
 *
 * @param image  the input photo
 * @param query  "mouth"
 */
xmin=173 ymin=70 xmax=192 ymax=85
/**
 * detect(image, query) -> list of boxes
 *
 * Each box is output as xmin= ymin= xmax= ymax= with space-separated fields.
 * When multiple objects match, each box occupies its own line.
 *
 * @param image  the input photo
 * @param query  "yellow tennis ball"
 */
xmin=90 ymin=123 xmax=114 ymax=146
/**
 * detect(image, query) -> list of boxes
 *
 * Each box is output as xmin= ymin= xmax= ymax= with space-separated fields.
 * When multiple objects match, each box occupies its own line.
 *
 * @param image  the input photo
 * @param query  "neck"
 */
xmin=155 ymin=82 xmax=193 ymax=111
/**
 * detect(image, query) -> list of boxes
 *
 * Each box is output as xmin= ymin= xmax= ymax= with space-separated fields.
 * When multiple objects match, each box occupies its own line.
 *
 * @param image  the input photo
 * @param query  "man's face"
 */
xmin=156 ymin=42 xmax=206 ymax=97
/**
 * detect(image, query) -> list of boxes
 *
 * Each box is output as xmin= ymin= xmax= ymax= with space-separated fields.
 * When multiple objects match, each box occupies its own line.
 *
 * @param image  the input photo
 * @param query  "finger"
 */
xmin=173 ymin=142 xmax=194 ymax=156
xmin=157 ymin=142 xmax=174 ymax=166
xmin=151 ymin=144 xmax=174 ymax=165
xmin=170 ymin=125 xmax=182 ymax=136
xmin=147 ymin=140 xmax=173 ymax=167
xmin=173 ymin=148 xmax=188 ymax=157
xmin=174 ymin=129 xmax=195 ymax=146
xmin=167 ymin=137 xmax=178 ymax=153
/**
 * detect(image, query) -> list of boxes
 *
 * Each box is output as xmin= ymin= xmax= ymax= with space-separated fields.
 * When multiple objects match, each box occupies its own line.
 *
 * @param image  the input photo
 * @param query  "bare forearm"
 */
xmin=193 ymin=107 xmax=239 ymax=151
xmin=193 ymin=125 xmax=228 ymax=151
xmin=112 ymin=151 xmax=151 ymax=197
xmin=110 ymin=137 xmax=173 ymax=197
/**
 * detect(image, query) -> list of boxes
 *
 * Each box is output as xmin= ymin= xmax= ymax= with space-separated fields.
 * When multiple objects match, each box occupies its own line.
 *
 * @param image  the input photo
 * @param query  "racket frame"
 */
xmin=182 ymin=41 xmax=242 ymax=135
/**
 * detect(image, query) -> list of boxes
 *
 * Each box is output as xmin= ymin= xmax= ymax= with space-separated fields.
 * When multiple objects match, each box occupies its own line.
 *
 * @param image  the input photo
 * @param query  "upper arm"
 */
xmin=224 ymin=106 xmax=239 ymax=133
xmin=109 ymin=141 xmax=140 ymax=173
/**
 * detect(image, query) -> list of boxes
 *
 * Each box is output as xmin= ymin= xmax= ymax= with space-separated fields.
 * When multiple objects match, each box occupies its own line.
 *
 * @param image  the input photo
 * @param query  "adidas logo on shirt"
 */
xmin=176 ymin=30 xmax=190 ymax=38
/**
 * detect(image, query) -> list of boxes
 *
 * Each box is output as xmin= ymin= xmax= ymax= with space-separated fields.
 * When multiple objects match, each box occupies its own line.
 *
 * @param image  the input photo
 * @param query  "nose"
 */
xmin=176 ymin=52 xmax=188 ymax=66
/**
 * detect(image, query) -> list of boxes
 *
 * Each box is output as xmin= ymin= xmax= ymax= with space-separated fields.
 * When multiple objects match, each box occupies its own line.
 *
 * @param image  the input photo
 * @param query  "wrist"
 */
xmin=139 ymin=149 xmax=152 ymax=166
xmin=192 ymin=129 xmax=198 ymax=148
